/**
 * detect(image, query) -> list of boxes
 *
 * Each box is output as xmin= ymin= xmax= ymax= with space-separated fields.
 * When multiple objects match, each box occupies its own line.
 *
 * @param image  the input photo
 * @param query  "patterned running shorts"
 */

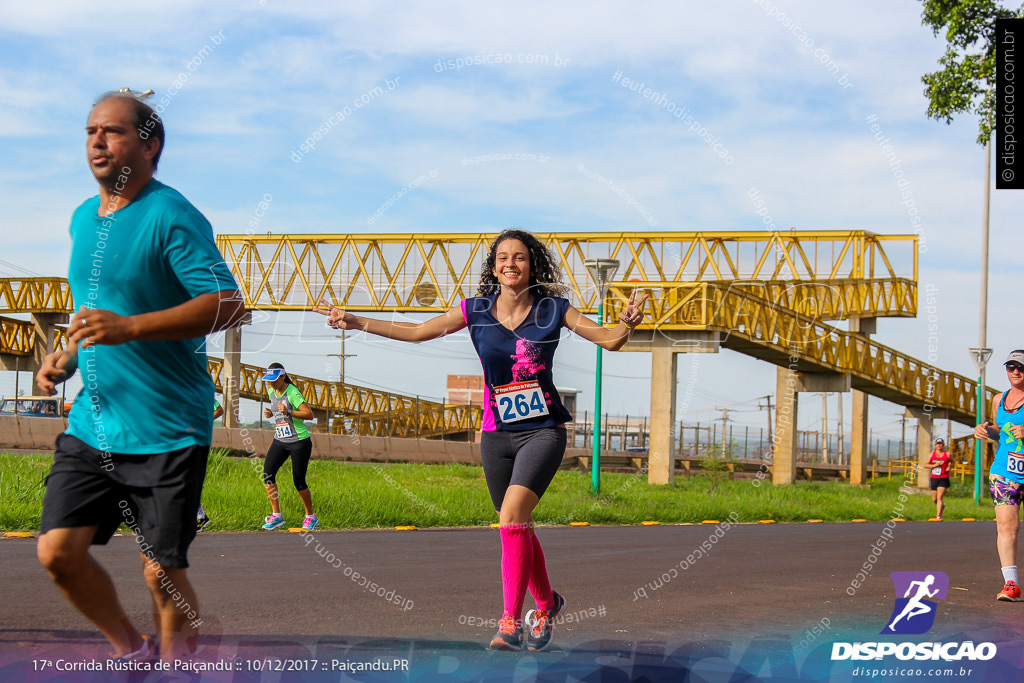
xmin=990 ymin=474 xmax=1024 ymax=507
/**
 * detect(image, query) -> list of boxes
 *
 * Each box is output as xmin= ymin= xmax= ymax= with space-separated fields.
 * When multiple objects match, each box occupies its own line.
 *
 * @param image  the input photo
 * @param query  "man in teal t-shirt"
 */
xmin=35 ymin=91 xmax=245 ymax=663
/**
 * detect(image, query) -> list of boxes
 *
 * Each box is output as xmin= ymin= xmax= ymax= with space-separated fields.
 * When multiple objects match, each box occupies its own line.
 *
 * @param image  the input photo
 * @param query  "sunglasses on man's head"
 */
xmin=1007 ymin=363 xmax=1024 ymax=373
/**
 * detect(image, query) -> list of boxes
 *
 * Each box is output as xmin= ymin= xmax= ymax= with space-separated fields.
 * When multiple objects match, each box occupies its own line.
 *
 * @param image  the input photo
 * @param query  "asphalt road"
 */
xmin=2 ymin=522 xmax=1023 ymax=681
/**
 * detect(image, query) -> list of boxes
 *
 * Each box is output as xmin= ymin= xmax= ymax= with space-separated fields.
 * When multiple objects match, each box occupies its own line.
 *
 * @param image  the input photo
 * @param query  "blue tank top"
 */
xmin=461 ymin=294 xmax=573 ymax=431
xmin=991 ymin=391 xmax=1024 ymax=483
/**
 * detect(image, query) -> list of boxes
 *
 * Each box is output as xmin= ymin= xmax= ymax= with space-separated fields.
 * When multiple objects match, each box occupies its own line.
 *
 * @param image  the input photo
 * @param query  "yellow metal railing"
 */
xmin=870 ymin=456 xmax=977 ymax=484
xmin=603 ymin=282 xmax=988 ymax=424
xmin=871 ymin=458 xmax=917 ymax=482
xmin=0 ymin=317 xmax=35 ymax=355
xmin=215 ymin=231 xmax=918 ymax=314
xmin=206 ymin=357 xmax=481 ymax=438
xmin=0 ymin=278 xmax=74 ymax=314
xmin=0 ymin=317 xmax=65 ymax=354
xmin=607 ymin=278 xmax=916 ymax=324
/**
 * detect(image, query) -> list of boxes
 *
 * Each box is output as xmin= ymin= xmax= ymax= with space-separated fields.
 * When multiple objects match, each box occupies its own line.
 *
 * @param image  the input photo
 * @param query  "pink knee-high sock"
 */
xmin=500 ymin=523 xmax=533 ymax=621
xmin=527 ymin=531 xmax=555 ymax=612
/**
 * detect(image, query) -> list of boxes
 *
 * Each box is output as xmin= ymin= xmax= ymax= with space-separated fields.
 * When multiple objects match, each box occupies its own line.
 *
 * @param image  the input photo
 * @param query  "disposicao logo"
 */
xmin=831 ymin=571 xmax=997 ymax=663
xmin=882 ymin=571 xmax=948 ymax=635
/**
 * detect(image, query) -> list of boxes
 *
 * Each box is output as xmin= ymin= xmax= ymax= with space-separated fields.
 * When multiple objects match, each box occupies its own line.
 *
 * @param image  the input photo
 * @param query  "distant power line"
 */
xmin=0 ymin=260 xmax=43 ymax=277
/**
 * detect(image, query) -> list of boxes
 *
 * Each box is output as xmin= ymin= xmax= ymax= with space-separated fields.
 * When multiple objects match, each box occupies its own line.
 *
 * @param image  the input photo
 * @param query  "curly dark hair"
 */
xmin=477 ymin=229 xmax=569 ymax=298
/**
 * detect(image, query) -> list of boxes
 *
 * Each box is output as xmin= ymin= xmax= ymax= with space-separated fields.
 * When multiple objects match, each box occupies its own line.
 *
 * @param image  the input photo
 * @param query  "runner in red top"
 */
xmin=924 ymin=438 xmax=951 ymax=520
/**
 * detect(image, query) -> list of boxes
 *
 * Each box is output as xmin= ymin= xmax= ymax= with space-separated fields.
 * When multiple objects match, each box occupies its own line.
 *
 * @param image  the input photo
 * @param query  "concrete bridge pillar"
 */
xmin=773 ymin=370 xmax=851 ymax=485
xmin=32 ymin=313 xmax=68 ymax=374
xmin=623 ymin=330 xmax=719 ymax=485
xmin=648 ymin=344 xmax=678 ymax=485
xmin=221 ymin=312 xmax=250 ymax=429
xmin=907 ymin=407 xmax=934 ymax=490
xmin=850 ymin=391 xmax=869 ymax=484
xmin=848 ymin=317 xmax=876 ymax=486
xmin=311 ymin=408 xmax=330 ymax=432
xmin=774 ymin=366 xmax=799 ymax=485
xmin=223 ymin=322 xmax=242 ymax=429
xmin=0 ymin=313 xmax=69 ymax=384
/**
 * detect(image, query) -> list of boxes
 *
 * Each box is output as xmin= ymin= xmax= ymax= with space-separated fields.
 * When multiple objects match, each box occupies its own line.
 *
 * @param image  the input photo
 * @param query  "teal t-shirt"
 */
xmin=267 ymin=383 xmax=311 ymax=442
xmin=66 ymin=179 xmax=238 ymax=454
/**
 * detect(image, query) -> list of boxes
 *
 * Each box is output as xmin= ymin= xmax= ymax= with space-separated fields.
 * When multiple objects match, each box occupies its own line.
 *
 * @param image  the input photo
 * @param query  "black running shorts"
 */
xmin=480 ymin=427 xmax=567 ymax=510
xmin=40 ymin=433 xmax=209 ymax=569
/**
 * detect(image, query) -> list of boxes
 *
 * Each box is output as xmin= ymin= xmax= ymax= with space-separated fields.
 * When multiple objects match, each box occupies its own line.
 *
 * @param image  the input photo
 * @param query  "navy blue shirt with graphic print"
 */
xmin=461 ymin=295 xmax=573 ymax=431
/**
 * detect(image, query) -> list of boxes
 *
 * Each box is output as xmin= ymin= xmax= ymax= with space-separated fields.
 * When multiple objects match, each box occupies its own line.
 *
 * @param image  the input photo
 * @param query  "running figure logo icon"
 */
xmin=881 ymin=571 xmax=949 ymax=635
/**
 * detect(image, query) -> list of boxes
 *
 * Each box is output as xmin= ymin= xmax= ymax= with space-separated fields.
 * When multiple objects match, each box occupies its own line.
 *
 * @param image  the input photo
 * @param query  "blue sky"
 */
xmin=1 ymin=1 xmax=1019 ymax=440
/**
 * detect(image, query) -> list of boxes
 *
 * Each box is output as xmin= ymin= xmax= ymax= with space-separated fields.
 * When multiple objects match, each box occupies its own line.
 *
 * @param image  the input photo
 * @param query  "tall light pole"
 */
xmin=584 ymin=257 xmax=619 ymax=495
xmin=327 ymin=334 xmax=356 ymax=433
xmin=970 ymin=91 xmax=994 ymax=505
xmin=970 ymin=347 xmax=992 ymax=505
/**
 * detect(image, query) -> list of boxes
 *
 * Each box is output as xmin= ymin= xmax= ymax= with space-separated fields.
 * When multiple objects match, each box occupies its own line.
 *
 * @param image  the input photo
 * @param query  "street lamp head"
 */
xmin=968 ymin=347 xmax=993 ymax=372
xmin=584 ymin=258 xmax=620 ymax=296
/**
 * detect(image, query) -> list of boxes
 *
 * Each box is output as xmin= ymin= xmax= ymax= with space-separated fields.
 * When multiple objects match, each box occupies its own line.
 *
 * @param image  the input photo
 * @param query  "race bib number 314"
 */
xmin=493 ymin=380 xmax=549 ymax=423
xmin=275 ymin=421 xmax=295 ymax=439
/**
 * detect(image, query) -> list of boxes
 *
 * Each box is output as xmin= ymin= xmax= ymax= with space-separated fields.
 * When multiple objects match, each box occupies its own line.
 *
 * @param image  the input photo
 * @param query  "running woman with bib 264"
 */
xmin=316 ymin=229 xmax=648 ymax=651
xmin=975 ymin=349 xmax=1024 ymax=601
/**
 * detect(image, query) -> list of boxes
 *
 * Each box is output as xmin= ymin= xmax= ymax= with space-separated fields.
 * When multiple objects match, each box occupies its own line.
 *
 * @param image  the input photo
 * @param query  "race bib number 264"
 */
xmin=493 ymin=380 xmax=549 ymax=423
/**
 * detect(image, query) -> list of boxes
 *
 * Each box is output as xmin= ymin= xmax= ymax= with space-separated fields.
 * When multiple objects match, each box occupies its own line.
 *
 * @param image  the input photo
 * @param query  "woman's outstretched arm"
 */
xmin=314 ymin=298 xmax=468 ymax=342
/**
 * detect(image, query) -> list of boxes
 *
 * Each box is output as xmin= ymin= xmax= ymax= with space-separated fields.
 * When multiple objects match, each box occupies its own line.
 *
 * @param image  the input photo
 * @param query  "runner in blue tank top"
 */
xmin=315 ymin=229 xmax=649 ymax=651
xmin=975 ymin=349 xmax=1024 ymax=601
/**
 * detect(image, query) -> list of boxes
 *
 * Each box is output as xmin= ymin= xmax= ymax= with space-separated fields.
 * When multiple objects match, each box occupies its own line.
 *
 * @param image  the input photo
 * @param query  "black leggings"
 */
xmin=480 ymin=427 xmax=567 ymax=510
xmin=263 ymin=438 xmax=313 ymax=491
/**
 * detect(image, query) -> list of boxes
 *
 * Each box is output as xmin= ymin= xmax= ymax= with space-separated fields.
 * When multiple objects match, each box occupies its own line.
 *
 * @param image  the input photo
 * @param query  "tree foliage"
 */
xmin=921 ymin=0 xmax=1024 ymax=143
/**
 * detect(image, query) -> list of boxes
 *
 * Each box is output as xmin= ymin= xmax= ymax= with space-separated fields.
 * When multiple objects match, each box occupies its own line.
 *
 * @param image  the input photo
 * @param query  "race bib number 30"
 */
xmin=493 ymin=380 xmax=549 ymax=423
xmin=1008 ymin=451 xmax=1024 ymax=475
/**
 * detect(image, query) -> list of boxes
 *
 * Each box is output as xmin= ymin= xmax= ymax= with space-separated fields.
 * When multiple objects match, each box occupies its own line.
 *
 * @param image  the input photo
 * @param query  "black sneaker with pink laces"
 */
xmin=525 ymin=591 xmax=565 ymax=652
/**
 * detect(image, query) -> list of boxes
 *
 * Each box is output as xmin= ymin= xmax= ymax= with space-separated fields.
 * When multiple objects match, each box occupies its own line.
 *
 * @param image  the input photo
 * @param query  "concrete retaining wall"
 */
xmin=0 ymin=415 xmax=65 ymax=450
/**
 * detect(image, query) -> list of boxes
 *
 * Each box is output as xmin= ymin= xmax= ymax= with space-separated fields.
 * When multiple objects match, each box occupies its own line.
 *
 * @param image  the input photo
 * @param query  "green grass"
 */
xmin=0 ymin=450 xmax=995 ymax=532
